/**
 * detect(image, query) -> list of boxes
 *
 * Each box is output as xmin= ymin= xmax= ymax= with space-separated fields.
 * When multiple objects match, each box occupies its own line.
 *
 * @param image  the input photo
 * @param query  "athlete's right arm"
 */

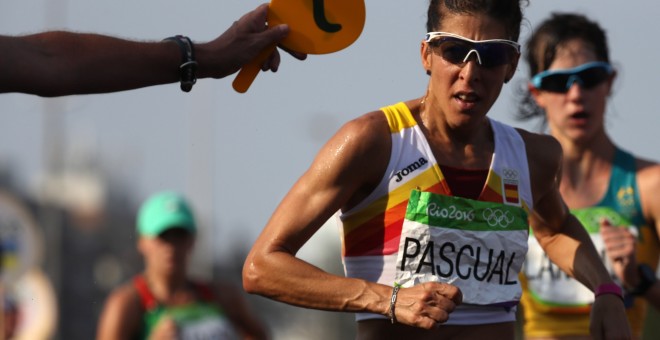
xmin=242 ymin=103 xmax=461 ymax=330
xmin=96 ymin=284 xmax=143 ymax=340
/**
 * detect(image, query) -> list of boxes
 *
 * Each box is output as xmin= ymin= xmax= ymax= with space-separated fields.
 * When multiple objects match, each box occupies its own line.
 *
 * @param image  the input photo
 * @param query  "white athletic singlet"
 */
xmin=338 ymin=102 xmax=533 ymax=325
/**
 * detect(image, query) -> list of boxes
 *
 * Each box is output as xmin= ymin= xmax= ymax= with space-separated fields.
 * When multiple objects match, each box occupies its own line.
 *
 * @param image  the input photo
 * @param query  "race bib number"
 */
xmin=524 ymin=207 xmax=631 ymax=310
xmin=395 ymin=190 xmax=528 ymax=306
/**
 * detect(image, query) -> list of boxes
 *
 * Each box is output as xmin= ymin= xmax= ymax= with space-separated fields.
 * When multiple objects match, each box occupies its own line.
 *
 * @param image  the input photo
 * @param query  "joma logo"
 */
xmin=395 ymin=157 xmax=428 ymax=182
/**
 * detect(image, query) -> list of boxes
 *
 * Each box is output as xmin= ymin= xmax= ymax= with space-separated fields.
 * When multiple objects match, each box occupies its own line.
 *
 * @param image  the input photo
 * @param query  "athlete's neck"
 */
xmin=559 ymin=136 xmax=617 ymax=207
xmin=417 ymin=94 xmax=493 ymax=150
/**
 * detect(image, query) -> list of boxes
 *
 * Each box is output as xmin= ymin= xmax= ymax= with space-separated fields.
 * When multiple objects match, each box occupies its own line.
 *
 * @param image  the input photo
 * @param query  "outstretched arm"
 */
xmin=0 ymin=32 xmax=181 ymax=96
xmin=0 ymin=4 xmax=305 ymax=97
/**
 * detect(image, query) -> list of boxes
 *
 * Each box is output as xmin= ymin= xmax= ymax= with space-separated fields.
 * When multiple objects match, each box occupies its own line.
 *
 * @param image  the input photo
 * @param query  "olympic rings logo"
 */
xmin=502 ymin=168 xmax=518 ymax=181
xmin=483 ymin=208 xmax=515 ymax=228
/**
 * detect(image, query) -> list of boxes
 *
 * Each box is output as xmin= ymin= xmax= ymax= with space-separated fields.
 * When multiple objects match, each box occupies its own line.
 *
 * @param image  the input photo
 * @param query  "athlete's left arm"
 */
xmin=523 ymin=132 xmax=609 ymax=288
xmin=520 ymin=130 xmax=631 ymax=340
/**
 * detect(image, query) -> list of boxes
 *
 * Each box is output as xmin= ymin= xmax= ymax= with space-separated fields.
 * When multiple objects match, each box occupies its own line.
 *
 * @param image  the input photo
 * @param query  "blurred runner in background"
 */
xmin=517 ymin=12 xmax=660 ymax=340
xmin=97 ymin=191 xmax=267 ymax=340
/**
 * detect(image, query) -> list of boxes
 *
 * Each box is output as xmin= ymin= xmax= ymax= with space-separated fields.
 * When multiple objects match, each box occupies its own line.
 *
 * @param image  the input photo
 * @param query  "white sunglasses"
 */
xmin=425 ymin=32 xmax=520 ymax=68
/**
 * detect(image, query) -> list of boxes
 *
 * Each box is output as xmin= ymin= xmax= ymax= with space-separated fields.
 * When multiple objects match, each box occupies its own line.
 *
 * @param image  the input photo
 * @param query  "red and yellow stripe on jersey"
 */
xmin=340 ymin=102 xmax=531 ymax=258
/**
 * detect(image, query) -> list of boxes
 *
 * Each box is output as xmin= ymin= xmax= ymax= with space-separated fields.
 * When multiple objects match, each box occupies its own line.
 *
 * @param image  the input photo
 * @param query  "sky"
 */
xmin=1 ymin=0 xmax=659 ymax=267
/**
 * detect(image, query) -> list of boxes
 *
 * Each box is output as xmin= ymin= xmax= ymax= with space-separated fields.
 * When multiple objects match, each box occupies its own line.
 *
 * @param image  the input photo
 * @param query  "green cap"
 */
xmin=137 ymin=191 xmax=196 ymax=237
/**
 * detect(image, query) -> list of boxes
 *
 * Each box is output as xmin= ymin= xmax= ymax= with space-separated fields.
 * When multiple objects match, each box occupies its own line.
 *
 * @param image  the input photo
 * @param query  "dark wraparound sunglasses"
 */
xmin=425 ymin=32 xmax=520 ymax=68
xmin=531 ymin=62 xmax=614 ymax=93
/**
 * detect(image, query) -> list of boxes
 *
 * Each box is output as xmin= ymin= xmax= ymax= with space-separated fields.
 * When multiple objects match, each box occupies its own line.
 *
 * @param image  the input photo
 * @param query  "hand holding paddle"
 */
xmin=232 ymin=0 xmax=366 ymax=93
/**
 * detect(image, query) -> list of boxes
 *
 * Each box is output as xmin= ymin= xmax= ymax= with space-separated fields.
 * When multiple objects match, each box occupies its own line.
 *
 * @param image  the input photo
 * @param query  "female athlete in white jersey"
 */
xmin=243 ymin=1 xmax=631 ymax=339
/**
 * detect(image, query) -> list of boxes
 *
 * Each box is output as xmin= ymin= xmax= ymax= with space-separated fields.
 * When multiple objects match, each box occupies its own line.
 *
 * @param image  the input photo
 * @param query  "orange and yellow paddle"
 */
xmin=232 ymin=0 xmax=366 ymax=93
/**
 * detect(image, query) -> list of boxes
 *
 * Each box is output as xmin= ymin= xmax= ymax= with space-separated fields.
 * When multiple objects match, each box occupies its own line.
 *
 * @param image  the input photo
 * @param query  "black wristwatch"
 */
xmin=164 ymin=35 xmax=197 ymax=92
xmin=629 ymin=264 xmax=657 ymax=296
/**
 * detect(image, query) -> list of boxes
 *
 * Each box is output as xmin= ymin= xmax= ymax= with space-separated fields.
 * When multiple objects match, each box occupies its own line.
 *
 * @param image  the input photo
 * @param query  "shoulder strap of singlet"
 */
xmin=487 ymin=118 xmax=533 ymax=210
xmin=612 ymin=148 xmax=637 ymax=177
xmin=380 ymin=102 xmax=417 ymax=133
xmin=600 ymin=148 xmax=645 ymax=226
xmin=133 ymin=275 xmax=158 ymax=311
xmin=601 ymin=148 xmax=637 ymax=203
xmin=610 ymin=148 xmax=637 ymax=186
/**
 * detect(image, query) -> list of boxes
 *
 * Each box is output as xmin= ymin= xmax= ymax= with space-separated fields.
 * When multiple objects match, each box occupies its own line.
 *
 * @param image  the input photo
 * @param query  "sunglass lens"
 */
xmin=580 ymin=67 xmax=610 ymax=89
xmin=539 ymin=74 xmax=571 ymax=93
xmin=478 ymin=44 xmax=514 ymax=67
xmin=438 ymin=40 xmax=472 ymax=64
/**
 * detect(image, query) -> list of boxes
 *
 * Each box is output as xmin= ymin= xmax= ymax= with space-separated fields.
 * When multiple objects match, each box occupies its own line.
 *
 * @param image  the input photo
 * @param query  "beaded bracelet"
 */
xmin=389 ymin=283 xmax=401 ymax=324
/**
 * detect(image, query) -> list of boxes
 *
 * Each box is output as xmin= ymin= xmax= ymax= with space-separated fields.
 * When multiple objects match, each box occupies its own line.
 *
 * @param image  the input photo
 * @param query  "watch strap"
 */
xmin=164 ymin=35 xmax=197 ymax=92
